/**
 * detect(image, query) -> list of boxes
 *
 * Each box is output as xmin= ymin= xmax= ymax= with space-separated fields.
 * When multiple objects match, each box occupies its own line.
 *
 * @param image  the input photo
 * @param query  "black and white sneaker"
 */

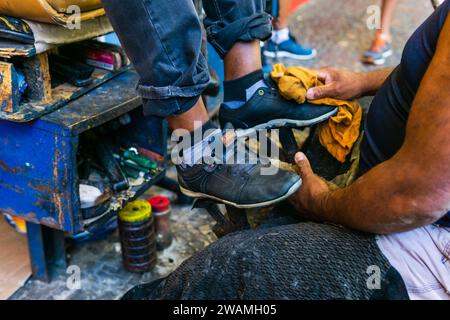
xmin=219 ymin=77 xmax=337 ymax=130
xmin=176 ymin=130 xmax=301 ymax=208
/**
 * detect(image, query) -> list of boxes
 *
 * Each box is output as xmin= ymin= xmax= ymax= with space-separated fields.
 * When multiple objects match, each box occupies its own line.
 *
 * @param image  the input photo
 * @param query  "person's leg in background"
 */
xmin=363 ymin=0 xmax=398 ymax=65
xmin=264 ymin=0 xmax=317 ymax=60
xmin=100 ymin=0 xmax=302 ymax=208
xmin=203 ymin=0 xmax=336 ymax=129
xmin=202 ymin=0 xmax=270 ymax=110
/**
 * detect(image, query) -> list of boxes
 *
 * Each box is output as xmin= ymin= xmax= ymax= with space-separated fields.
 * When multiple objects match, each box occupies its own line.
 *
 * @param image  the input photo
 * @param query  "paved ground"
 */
xmin=10 ymin=0 xmax=433 ymax=300
xmin=272 ymin=0 xmax=433 ymax=71
xmin=11 ymin=168 xmax=217 ymax=300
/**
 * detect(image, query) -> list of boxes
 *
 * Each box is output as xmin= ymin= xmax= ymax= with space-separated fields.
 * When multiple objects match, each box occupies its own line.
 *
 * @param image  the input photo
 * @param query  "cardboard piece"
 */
xmin=0 ymin=215 xmax=31 ymax=300
xmin=0 ymin=61 xmax=20 ymax=113
xmin=0 ymin=15 xmax=113 ymax=59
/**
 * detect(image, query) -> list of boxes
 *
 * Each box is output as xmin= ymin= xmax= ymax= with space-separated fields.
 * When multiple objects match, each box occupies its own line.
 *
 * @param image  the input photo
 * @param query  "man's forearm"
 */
xmin=307 ymin=67 xmax=393 ymax=100
xmin=359 ymin=68 xmax=393 ymax=96
xmin=315 ymin=16 xmax=450 ymax=234
xmin=317 ymin=158 xmax=442 ymax=234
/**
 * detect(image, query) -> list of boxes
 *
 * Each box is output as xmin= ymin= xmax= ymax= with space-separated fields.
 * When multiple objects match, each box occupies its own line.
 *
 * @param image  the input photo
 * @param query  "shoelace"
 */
xmin=203 ymin=128 xmax=264 ymax=179
xmin=259 ymin=75 xmax=280 ymax=98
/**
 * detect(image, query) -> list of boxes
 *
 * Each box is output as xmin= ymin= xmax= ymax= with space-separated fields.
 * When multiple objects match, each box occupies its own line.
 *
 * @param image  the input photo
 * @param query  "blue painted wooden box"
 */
xmin=0 ymin=70 xmax=167 ymax=280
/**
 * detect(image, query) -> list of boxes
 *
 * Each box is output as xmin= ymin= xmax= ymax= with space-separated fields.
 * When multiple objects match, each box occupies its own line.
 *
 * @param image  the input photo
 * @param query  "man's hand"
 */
xmin=289 ymin=152 xmax=331 ymax=221
xmin=306 ymin=67 xmax=367 ymax=101
xmin=306 ymin=67 xmax=393 ymax=101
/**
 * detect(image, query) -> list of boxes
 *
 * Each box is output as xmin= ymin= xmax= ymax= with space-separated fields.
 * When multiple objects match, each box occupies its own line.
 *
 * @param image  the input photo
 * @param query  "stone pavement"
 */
xmin=271 ymin=0 xmax=434 ymax=71
xmin=11 ymin=170 xmax=218 ymax=300
xmin=10 ymin=0 xmax=434 ymax=300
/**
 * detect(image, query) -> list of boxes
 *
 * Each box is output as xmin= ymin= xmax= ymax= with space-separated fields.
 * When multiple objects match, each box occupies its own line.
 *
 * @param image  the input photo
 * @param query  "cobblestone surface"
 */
xmin=10 ymin=163 xmax=218 ymax=300
xmin=11 ymin=174 xmax=217 ymax=300
xmin=269 ymin=0 xmax=433 ymax=71
xmin=10 ymin=0 xmax=434 ymax=300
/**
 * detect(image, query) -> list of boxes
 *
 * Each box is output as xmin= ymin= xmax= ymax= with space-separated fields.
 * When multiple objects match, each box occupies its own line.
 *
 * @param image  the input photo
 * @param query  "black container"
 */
xmin=118 ymin=215 xmax=157 ymax=272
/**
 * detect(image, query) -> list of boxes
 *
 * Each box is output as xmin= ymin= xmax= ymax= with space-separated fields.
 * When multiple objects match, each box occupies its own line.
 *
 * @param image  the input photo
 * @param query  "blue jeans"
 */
xmin=101 ymin=0 xmax=272 ymax=117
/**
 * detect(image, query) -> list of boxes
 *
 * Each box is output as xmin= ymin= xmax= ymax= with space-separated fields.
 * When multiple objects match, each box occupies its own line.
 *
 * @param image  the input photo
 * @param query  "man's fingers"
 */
xmin=295 ymin=152 xmax=313 ymax=178
xmin=306 ymin=84 xmax=335 ymax=100
xmin=315 ymin=69 xmax=329 ymax=82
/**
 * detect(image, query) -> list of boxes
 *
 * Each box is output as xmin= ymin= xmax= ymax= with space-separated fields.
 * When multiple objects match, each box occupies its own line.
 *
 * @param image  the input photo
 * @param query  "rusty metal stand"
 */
xmin=26 ymin=221 xmax=67 ymax=282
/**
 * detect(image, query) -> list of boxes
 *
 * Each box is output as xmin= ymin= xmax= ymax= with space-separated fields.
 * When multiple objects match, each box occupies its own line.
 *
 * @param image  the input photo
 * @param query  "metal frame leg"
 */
xmin=26 ymin=221 xmax=67 ymax=282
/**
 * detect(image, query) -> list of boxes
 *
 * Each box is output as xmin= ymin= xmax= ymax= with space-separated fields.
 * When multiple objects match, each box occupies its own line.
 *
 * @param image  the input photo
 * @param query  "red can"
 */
xmin=148 ymin=196 xmax=173 ymax=250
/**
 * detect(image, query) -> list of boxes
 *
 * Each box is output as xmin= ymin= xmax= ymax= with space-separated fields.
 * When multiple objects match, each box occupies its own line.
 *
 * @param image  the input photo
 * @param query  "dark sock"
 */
xmin=223 ymin=69 xmax=264 ymax=103
xmin=182 ymin=120 xmax=219 ymax=165
xmin=188 ymin=120 xmax=218 ymax=141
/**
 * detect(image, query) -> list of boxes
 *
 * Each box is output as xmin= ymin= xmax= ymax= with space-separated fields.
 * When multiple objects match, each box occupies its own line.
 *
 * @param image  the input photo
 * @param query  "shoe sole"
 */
xmin=249 ymin=108 xmax=338 ymax=131
xmin=363 ymin=49 xmax=393 ymax=65
xmin=381 ymin=49 xmax=393 ymax=58
xmin=264 ymin=49 xmax=317 ymax=60
xmin=225 ymin=108 xmax=338 ymax=138
xmin=180 ymin=178 xmax=302 ymax=209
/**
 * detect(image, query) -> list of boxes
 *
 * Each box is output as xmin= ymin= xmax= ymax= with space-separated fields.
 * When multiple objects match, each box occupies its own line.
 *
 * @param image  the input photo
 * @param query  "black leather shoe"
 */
xmin=219 ymin=77 xmax=337 ymax=130
xmin=176 ymin=132 xmax=301 ymax=208
xmin=177 ymin=163 xmax=301 ymax=208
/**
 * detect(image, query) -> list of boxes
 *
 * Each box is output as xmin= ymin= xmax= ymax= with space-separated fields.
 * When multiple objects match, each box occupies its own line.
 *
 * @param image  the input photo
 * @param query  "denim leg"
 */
xmin=203 ymin=0 xmax=272 ymax=58
xmin=101 ymin=0 xmax=210 ymax=117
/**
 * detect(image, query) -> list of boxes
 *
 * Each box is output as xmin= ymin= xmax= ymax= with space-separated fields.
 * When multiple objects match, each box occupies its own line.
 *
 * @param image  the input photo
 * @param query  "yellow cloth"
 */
xmin=0 ymin=0 xmax=105 ymax=25
xmin=48 ymin=0 xmax=103 ymax=13
xmin=271 ymin=64 xmax=362 ymax=163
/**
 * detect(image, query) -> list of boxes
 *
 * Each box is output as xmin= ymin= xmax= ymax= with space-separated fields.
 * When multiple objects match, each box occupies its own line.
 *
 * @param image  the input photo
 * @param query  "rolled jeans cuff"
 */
xmin=206 ymin=12 xmax=272 ymax=58
xmin=138 ymin=83 xmax=206 ymax=118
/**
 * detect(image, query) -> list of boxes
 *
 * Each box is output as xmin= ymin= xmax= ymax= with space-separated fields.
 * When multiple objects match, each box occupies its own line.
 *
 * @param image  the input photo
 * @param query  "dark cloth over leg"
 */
xmin=123 ymin=222 xmax=408 ymax=300
xmin=101 ymin=0 xmax=209 ymax=117
xmin=203 ymin=0 xmax=272 ymax=58
xmin=101 ymin=0 xmax=272 ymax=117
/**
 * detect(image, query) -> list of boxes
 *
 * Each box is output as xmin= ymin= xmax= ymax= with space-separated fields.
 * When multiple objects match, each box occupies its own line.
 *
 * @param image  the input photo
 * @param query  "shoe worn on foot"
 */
xmin=176 ymin=131 xmax=302 ymax=208
xmin=264 ymin=35 xmax=317 ymax=60
xmin=219 ymin=76 xmax=337 ymax=130
xmin=363 ymin=32 xmax=393 ymax=65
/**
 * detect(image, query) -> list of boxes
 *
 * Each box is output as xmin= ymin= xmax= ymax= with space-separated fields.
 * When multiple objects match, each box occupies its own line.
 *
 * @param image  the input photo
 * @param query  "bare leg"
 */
xmin=224 ymin=41 xmax=263 ymax=81
xmin=273 ymin=0 xmax=292 ymax=30
xmin=170 ymin=0 xmax=272 ymax=128
xmin=167 ymin=98 xmax=209 ymax=131
xmin=364 ymin=0 xmax=398 ymax=64
xmin=168 ymin=39 xmax=263 ymax=130
xmin=379 ymin=0 xmax=398 ymax=41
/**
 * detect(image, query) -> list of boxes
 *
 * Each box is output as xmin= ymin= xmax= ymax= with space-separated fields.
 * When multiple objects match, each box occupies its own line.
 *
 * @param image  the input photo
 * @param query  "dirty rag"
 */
xmin=271 ymin=64 xmax=362 ymax=163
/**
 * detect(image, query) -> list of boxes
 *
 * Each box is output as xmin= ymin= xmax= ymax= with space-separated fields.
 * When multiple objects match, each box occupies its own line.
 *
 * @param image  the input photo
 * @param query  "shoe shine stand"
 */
xmin=0 ymin=18 xmax=171 ymax=281
xmin=0 ymin=1 xmax=225 ymax=281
